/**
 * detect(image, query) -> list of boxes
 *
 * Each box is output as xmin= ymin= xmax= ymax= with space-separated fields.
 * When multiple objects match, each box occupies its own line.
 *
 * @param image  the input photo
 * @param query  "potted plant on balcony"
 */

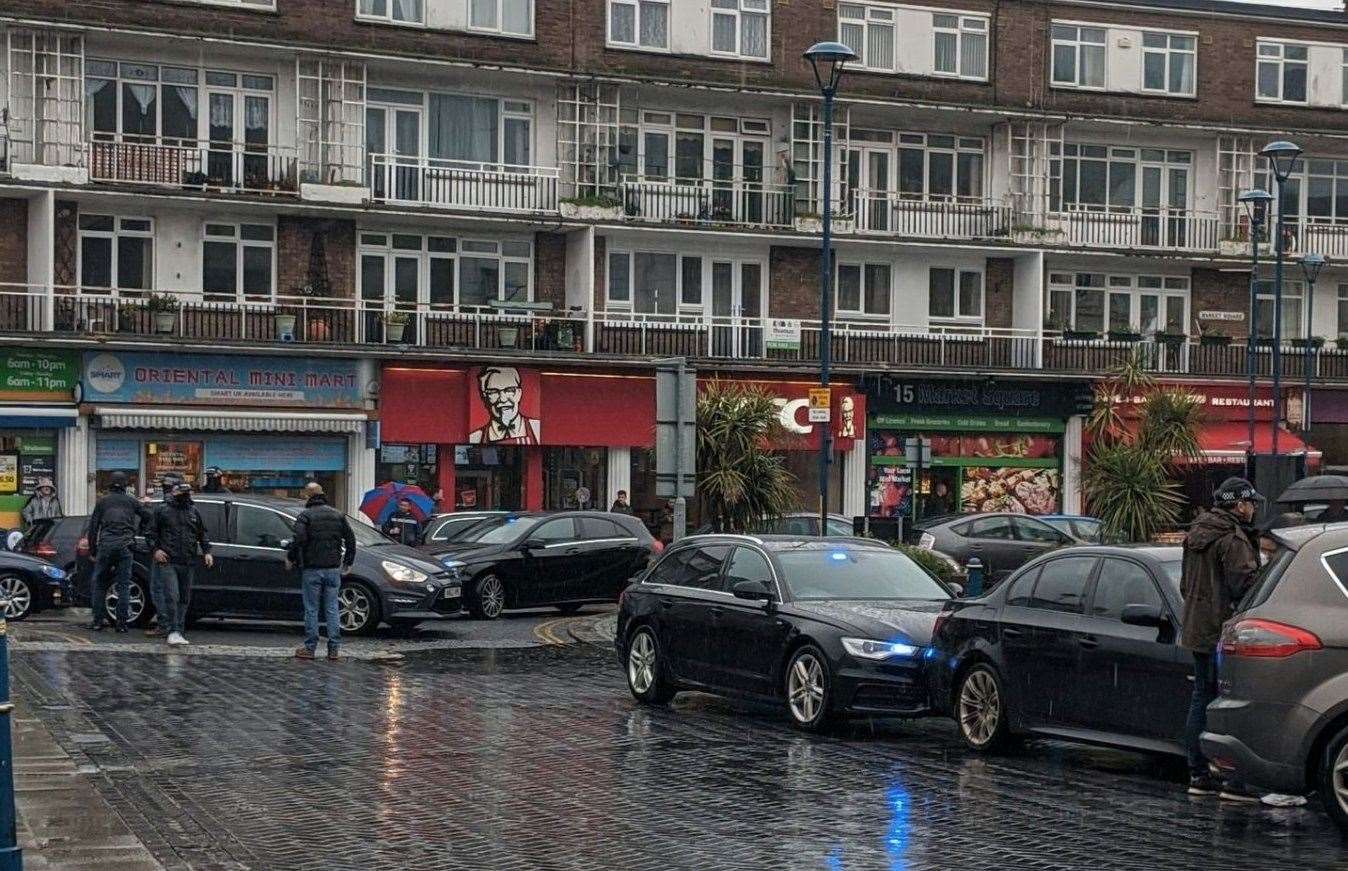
xmin=381 ymin=310 xmax=410 ymax=343
xmin=1107 ymin=322 xmax=1143 ymax=343
xmin=1291 ymin=335 xmax=1326 ymax=350
xmin=1197 ymin=320 xmax=1232 ymax=347
xmin=274 ymin=304 xmax=298 ymax=343
xmin=1063 ymin=328 xmax=1101 ymax=342
xmin=146 ymin=293 xmax=180 ymax=334
xmin=497 ymin=322 xmax=521 ymax=349
xmin=1155 ymin=330 xmax=1187 ymax=349
xmin=559 ymin=194 xmax=623 ymax=221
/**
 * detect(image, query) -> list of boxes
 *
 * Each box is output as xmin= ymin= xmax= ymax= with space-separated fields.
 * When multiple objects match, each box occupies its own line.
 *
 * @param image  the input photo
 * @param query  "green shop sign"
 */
xmin=869 ymin=413 xmax=1065 ymax=433
xmin=0 ymin=349 xmax=78 ymax=400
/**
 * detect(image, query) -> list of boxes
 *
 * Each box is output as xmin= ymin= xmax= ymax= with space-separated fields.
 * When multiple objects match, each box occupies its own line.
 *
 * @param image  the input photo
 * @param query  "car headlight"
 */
xmin=41 ymin=565 xmax=65 ymax=579
xmin=918 ymin=532 xmax=936 ymax=550
xmin=381 ymin=560 xmax=428 ymax=586
xmin=841 ymin=638 xmax=920 ymax=660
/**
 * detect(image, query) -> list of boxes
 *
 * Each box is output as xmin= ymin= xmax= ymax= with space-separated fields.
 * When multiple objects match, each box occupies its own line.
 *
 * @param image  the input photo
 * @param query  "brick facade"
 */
xmin=768 ymin=245 xmax=824 ymax=319
xmin=1191 ymin=267 xmax=1251 ymax=339
xmin=593 ymin=235 xmax=607 ymax=311
xmin=0 ymin=199 xmax=27 ymax=287
xmin=53 ymin=201 xmax=77 ymax=288
xmin=533 ymin=231 xmax=567 ymax=311
xmin=276 ymin=216 xmax=356 ymax=300
xmin=984 ymin=257 xmax=1015 ymax=331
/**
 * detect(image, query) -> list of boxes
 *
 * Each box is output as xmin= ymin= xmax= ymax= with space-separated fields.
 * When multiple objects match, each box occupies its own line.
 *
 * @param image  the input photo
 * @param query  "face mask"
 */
xmin=175 ymin=495 xmax=191 ymax=506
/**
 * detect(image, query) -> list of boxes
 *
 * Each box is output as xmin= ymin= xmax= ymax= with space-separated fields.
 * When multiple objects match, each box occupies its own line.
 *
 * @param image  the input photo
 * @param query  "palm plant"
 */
xmin=696 ymin=380 xmax=800 ymax=532
xmin=1136 ymin=389 xmax=1204 ymax=464
xmin=1081 ymin=443 xmax=1185 ymax=542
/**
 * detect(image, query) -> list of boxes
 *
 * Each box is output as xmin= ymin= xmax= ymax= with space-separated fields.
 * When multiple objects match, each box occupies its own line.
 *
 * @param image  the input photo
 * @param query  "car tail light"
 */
xmin=31 ymin=541 xmax=55 ymax=558
xmin=76 ymin=537 xmax=90 ymax=558
xmin=1220 ymin=618 xmax=1322 ymax=658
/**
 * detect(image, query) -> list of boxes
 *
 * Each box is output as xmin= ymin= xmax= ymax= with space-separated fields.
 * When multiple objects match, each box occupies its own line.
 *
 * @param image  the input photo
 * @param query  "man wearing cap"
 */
xmin=85 ymin=472 xmax=152 ymax=632
xmin=1180 ymin=476 xmax=1262 ymax=799
xmin=201 ymin=467 xmax=230 ymax=494
xmin=20 ymin=477 xmax=62 ymax=529
xmin=147 ymin=482 xmax=214 ymax=647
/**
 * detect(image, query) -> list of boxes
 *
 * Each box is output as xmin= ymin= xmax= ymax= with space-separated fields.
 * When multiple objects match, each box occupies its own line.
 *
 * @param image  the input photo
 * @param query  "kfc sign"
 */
xmin=720 ymin=380 xmax=861 ymax=449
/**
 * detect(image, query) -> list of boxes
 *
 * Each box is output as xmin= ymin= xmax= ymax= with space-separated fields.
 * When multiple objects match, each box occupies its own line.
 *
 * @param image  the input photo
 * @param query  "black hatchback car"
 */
xmin=616 ymin=535 xmax=955 ymax=731
xmin=929 ymin=545 xmax=1189 ymax=755
xmin=423 ymin=511 xmax=659 ymax=619
xmin=69 ymin=494 xmax=461 ymax=634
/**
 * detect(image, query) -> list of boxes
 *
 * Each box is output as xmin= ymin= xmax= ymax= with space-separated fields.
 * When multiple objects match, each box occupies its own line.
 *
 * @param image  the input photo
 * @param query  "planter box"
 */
xmin=1062 ymin=331 xmax=1100 ymax=342
xmin=275 ymin=313 xmax=297 ymax=342
xmin=1012 ymin=228 xmax=1066 ymax=245
xmin=1199 ymin=335 xmax=1233 ymax=347
xmin=559 ymin=202 xmax=624 ymax=221
xmin=301 ymin=182 xmax=367 ymax=205
xmin=794 ymin=216 xmax=855 ymax=235
xmin=498 ymin=325 xmax=520 ymax=348
xmin=383 ymin=320 xmax=408 ymax=343
xmin=1107 ymin=332 xmax=1142 ymax=343
xmin=153 ymin=311 xmax=176 ymax=334
xmin=1218 ymin=239 xmax=1249 ymax=257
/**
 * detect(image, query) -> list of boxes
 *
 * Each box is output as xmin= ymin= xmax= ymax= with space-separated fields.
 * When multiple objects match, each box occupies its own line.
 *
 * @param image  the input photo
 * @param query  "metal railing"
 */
xmin=851 ymin=192 xmax=1013 ymax=239
xmin=88 ymin=138 xmax=299 ymax=195
xmin=618 ymin=173 xmax=795 ymax=229
xmin=1048 ymin=205 xmax=1220 ymax=252
xmin=368 ymin=154 xmax=560 ymax=213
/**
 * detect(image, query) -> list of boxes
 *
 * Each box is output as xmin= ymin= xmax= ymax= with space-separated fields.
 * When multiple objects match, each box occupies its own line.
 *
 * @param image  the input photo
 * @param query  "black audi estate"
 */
xmin=615 ymin=535 xmax=955 ymax=731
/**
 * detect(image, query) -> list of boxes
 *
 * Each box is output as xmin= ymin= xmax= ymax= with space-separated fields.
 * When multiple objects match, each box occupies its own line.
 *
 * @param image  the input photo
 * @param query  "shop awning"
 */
xmin=1193 ymin=422 xmax=1321 ymax=463
xmin=0 ymin=406 xmax=77 ymax=428
xmin=94 ymin=407 xmax=368 ymax=434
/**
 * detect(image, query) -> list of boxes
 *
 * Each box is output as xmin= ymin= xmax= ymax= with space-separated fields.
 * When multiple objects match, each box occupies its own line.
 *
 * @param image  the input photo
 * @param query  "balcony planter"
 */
xmin=1107 ymin=331 xmax=1142 ymax=343
xmin=307 ymin=319 xmax=331 ymax=342
xmin=1199 ymin=334 xmax=1233 ymax=347
xmin=274 ymin=313 xmax=298 ymax=342
xmin=145 ymin=293 xmax=180 ymax=334
xmin=1155 ymin=332 xmax=1187 ymax=348
xmin=382 ymin=313 xmax=410 ymax=343
xmin=559 ymin=198 xmax=623 ymax=221
xmin=1062 ymin=330 xmax=1100 ymax=342
xmin=1218 ymin=238 xmax=1249 ymax=257
xmin=1012 ymin=224 xmax=1066 ymax=245
xmin=498 ymin=325 xmax=521 ymax=349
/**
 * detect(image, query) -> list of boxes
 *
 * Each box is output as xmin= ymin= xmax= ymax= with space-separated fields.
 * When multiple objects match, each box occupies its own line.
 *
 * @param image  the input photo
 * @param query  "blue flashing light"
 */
xmin=830 ymin=551 xmax=849 ymax=561
xmin=922 ymin=647 xmax=938 ymax=661
xmin=887 ymin=642 xmax=919 ymax=658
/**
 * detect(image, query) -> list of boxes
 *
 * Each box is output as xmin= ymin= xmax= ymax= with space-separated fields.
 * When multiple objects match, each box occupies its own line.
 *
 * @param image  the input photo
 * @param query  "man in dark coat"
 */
xmin=382 ymin=497 xmax=422 ymax=544
xmin=609 ymin=490 xmax=632 ymax=514
xmin=1180 ymin=476 xmax=1261 ymax=798
xmin=85 ymin=472 xmax=152 ymax=632
xmin=147 ymin=483 xmax=213 ymax=647
xmin=287 ymin=482 xmax=356 ymax=661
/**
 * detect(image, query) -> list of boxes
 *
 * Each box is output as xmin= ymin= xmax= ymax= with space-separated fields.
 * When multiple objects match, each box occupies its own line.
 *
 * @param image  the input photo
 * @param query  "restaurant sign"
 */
xmin=864 ymin=375 xmax=1093 ymax=419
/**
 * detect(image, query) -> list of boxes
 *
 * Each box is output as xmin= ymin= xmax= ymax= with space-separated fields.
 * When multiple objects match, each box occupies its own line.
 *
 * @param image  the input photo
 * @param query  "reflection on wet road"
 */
xmin=12 ymin=645 xmax=1348 ymax=870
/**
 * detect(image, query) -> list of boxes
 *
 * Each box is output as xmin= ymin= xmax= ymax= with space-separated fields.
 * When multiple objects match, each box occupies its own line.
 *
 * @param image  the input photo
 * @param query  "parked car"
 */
xmin=18 ymin=516 xmax=90 ymax=582
xmin=909 ymin=512 xmax=1079 ymax=582
xmin=616 ymin=534 xmax=955 ymax=731
xmin=418 ymin=511 xmax=507 ymax=547
xmin=1202 ymin=524 xmax=1348 ymax=832
xmin=67 ymin=495 xmax=462 ymax=634
xmin=928 ymin=545 xmax=1188 ymax=754
xmin=423 ymin=511 xmax=660 ymax=619
xmin=1040 ymin=514 xmax=1106 ymax=543
xmin=0 ymin=545 xmax=69 ymax=620
xmin=693 ymin=512 xmax=856 ymax=537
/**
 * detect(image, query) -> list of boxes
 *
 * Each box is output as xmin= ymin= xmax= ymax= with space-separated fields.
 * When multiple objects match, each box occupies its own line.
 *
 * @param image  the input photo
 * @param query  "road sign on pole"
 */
xmin=808 ymin=387 xmax=832 ymax=423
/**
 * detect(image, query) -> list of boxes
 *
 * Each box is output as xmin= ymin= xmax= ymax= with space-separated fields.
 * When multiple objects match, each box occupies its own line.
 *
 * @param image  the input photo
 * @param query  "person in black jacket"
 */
xmin=85 ymin=471 xmax=152 ymax=632
xmin=147 ymin=483 xmax=214 ymax=647
xmin=382 ymin=498 xmax=422 ymax=544
xmin=286 ymin=482 xmax=356 ymax=661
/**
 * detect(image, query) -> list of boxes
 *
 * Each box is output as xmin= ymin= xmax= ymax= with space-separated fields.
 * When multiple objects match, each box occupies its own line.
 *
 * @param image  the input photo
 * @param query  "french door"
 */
xmin=1140 ymin=160 xmax=1189 ymax=247
xmin=367 ymin=105 xmax=422 ymax=201
xmin=711 ymin=138 xmax=769 ymax=225
xmin=845 ymin=147 xmax=892 ymax=231
xmin=711 ymin=260 xmax=764 ymax=357
xmin=205 ymin=89 xmax=271 ymax=189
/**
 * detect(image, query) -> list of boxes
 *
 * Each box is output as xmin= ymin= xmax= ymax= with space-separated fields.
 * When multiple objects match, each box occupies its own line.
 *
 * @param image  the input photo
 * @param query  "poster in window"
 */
xmin=20 ymin=455 xmax=55 ymax=495
xmin=961 ymin=467 xmax=1060 ymax=515
xmin=867 ymin=464 xmax=911 ymax=518
xmin=145 ymin=442 xmax=202 ymax=494
xmin=0 ymin=455 xmax=17 ymax=494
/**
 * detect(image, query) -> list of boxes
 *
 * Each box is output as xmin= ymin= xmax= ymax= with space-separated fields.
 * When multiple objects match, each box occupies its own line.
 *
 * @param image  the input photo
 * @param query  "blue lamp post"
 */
xmin=1301 ymin=252 xmax=1328 ymax=433
xmin=1261 ymin=140 xmax=1303 ymax=457
xmin=1238 ymin=188 xmax=1273 ymax=476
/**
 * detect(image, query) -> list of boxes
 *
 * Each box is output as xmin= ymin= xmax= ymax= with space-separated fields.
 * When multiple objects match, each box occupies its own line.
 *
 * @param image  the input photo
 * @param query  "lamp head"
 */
xmin=804 ymin=41 xmax=858 ymax=94
xmin=1237 ymin=188 xmax=1274 ymax=229
xmin=1302 ymin=252 xmax=1328 ymax=285
xmin=1260 ymin=140 xmax=1303 ymax=183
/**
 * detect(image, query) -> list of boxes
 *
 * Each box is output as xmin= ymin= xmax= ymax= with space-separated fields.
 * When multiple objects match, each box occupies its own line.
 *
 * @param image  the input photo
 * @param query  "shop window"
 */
xmin=78 ymin=214 xmax=153 ymax=294
xmin=377 ymin=444 xmax=438 ymax=495
xmin=544 ymin=447 xmax=608 ymax=510
xmin=454 ymin=444 xmax=524 ymax=510
xmin=608 ymin=0 xmax=669 ymax=50
xmin=233 ymin=504 xmax=294 ymax=549
xmin=469 ymin=0 xmax=534 ymax=37
xmin=202 ymin=223 xmax=275 ymax=303
xmin=929 ymin=268 xmax=982 ymax=323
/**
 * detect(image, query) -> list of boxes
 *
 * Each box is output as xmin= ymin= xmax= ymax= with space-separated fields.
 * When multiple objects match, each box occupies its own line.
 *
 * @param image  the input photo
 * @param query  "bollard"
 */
xmin=965 ymin=558 xmax=984 ymax=598
xmin=0 ymin=618 xmax=21 ymax=871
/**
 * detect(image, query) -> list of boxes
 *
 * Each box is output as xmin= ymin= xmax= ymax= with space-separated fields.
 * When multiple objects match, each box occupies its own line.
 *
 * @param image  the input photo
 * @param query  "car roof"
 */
xmin=1041 ymin=515 xmax=1099 ymax=523
xmin=678 ymin=533 xmax=890 ymax=550
xmin=1268 ymin=521 xmax=1348 ymax=550
xmin=1035 ymin=544 xmax=1182 ymax=563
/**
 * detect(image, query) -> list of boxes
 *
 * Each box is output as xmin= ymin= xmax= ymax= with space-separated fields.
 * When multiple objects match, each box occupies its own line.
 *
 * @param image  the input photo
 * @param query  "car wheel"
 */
xmin=469 ymin=574 xmax=506 ymax=620
xmin=1319 ymin=724 xmax=1348 ymax=833
xmin=957 ymin=664 xmax=1012 ymax=752
xmin=0 ymin=574 xmax=32 ymax=621
xmin=337 ymin=582 xmax=381 ymax=636
xmin=105 ymin=578 xmax=149 ymax=627
xmin=626 ymin=626 xmax=674 ymax=704
xmin=785 ymin=644 xmax=833 ymax=732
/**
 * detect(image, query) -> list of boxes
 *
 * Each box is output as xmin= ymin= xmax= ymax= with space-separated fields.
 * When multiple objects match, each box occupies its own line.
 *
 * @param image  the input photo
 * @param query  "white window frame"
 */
xmin=606 ymin=249 xmax=691 ymax=315
xmin=620 ymin=111 xmax=771 ymax=184
xmin=837 ymin=3 xmax=896 ymax=74
xmin=835 ymin=260 xmax=892 ymax=319
xmin=607 ymin=0 xmax=670 ymax=52
xmin=1140 ymin=30 xmax=1196 ymax=97
xmin=928 ymin=267 xmax=984 ymax=324
xmin=469 ymin=0 xmax=535 ymax=39
xmin=932 ymin=13 xmax=988 ymax=81
xmin=1337 ymin=283 xmax=1348 ymax=338
xmin=1255 ymin=279 xmax=1307 ymax=340
xmin=1052 ymin=143 xmax=1193 ymax=213
xmin=1256 ymin=40 xmax=1309 ymax=105
xmin=1051 ymin=23 xmax=1107 ymax=90
xmin=202 ymin=222 xmax=277 ymax=304
xmin=710 ymin=0 xmax=771 ymax=62
xmin=358 ymin=232 xmax=532 ymax=308
xmin=186 ymin=0 xmax=274 ymax=8
xmin=1046 ymin=272 xmax=1189 ymax=336
xmin=1343 ymin=48 xmax=1348 ymax=109
xmin=76 ymin=214 xmax=154 ymax=295
xmin=355 ymin=0 xmax=425 ymax=26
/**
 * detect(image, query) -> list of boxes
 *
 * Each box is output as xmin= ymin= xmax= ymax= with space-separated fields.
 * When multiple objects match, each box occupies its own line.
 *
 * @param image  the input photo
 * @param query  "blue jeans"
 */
xmin=1184 ymin=651 xmax=1218 ymax=777
xmin=301 ymin=568 xmax=341 ymax=654
xmin=158 ymin=564 xmax=194 ymax=634
xmin=149 ymin=563 xmax=167 ymax=626
xmin=90 ymin=545 xmax=133 ymax=627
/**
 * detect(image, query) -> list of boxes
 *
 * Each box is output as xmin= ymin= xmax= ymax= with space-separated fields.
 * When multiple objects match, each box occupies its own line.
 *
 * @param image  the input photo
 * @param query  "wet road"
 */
xmin=13 ymin=644 xmax=1348 ymax=871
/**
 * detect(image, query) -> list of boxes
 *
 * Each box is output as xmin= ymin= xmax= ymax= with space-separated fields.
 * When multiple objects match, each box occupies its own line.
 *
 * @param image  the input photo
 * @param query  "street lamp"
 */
xmin=1301 ymin=252 xmax=1328 ymax=433
xmin=804 ymin=40 xmax=856 ymax=533
xmin=1260 ymin=140 xmax=1303 ymax=457
xmin=1238 ymin=188 xmax=1273 ymax=476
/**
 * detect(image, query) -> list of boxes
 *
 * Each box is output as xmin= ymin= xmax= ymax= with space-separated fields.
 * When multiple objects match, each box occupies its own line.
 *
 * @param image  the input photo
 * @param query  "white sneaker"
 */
xmin=166 ymin=632 xmax=188 ymax=647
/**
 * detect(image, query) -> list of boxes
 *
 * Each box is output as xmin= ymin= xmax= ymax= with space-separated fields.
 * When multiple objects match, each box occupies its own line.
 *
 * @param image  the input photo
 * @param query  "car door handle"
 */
xmin=710 ymin=606 xmax=725 ymax=618
xmin=1078 ymin=636 xmax=1100 ymax=649
xmin=658 ymin=598 xmax=674 ymax=610
xmin=565 ymin=547 xmax=581 ymax=555
xmin=1002 ymin=627 xmax=1024 ymax=638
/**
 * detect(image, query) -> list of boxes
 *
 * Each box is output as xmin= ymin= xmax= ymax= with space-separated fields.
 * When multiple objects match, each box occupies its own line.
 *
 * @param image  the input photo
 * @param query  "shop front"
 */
xmin=0 ymin=349 xmax=81 ymax=525
xmin=379 ymin=365 xmax=656 ymax=522
xmin=81 ymin=351 xmax=372 ymax=510
xmin=863 ymin=375 xmax=1093 ymax=526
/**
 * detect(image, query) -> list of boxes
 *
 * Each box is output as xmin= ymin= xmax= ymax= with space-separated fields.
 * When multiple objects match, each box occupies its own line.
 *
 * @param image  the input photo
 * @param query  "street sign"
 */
xmin=808 ymin=387 xmax=831 ymax=423
xmin=904 ymin=437 xmax=932 ymax=466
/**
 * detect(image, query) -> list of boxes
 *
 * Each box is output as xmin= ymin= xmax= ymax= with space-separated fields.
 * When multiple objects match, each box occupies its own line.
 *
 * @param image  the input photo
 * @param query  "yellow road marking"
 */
xmin=532 ymin=617 xmax=570 ymax=646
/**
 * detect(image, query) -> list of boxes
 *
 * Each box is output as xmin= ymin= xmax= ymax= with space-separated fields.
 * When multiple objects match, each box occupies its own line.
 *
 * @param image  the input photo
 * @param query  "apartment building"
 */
xmin=0 ymin=0 xmax=1344 ymax=529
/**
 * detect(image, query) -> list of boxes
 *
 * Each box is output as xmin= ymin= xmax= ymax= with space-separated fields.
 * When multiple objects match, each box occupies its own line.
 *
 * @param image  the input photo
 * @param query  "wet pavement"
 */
xmin=11 ymin=642 xmax=1348 ymax=871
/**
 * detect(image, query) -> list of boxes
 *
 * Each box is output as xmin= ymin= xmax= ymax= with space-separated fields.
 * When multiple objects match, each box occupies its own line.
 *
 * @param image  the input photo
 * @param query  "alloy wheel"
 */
xmin=787 ymin=652 xmax=826 ymax=724
xmin=959 ymin=669 xmax=1002 ymax=747
xmin=478 ymin=576 xmax=505 ymax=618
xmin=628 ymin=631 xmax=656 ymax=694
xmin=338 ymin=585 xmax=371 ymax=632
xmin=106 ymin=581 xmax=145 ymax=624
xmin=0 ymin=576 xmax=31 ymax=620
xmin=1333 ymin=742 xmax=1348 ymax=817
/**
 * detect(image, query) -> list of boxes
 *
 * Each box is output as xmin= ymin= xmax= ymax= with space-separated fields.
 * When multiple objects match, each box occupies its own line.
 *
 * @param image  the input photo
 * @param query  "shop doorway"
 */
xmin=544 ymin=447 xmax=607 ymax=511
xmin=919 ymin=468 xmax=958 ymax=520
xmin=453 ymin=445 xmax=522 ymax=510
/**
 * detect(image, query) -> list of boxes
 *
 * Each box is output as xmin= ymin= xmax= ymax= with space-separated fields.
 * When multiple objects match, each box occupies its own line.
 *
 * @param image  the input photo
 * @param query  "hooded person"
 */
xmin=1179 ymin=476 xmax=1262 ymax=799
xmin=85 ymin=471 xmax=152 ymax=632
xmin=143 ymin=471 xmax=185 ymax=636
xmin=147 ymin=482 xmax=213 ymax=647
xmin=20 ymin=477 xmax=62 ymax=528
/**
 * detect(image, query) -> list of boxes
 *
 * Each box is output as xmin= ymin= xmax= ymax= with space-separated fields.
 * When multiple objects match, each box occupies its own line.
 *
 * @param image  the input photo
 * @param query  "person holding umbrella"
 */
xmin=382 ymin=497 xmax=424 ymax=544
xmin=360 ymin=481 xmax=433 ymax=533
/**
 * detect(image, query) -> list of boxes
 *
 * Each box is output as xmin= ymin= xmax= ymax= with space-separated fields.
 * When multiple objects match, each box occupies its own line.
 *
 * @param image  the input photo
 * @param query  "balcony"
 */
xmin=852 ymin=192 xmax=1013 ymax=240
xmin=88 ymin=139 xmax=299 ymax=196
xmin=618 ymin=174 xmax=795 ymax=230
xmin=1040 ymin=206 xmax=1219 ymax=253
xmin=368 ymin=155 xmax=559 ymax=214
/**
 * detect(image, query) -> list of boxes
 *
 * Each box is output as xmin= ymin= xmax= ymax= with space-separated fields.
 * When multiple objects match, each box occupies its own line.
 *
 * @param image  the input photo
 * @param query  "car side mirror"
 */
xmin=947 ymin=582 xmax=965 ymax=598
xmin=279 ymin=538 xmax=292 ymax=550
xmin=731 ymin=579 xmax=773 ymax=602
xmin=523 ymin=538 xmax=545 ymax=552
xmin=1120 ymin=603 xmax=1166 ymax=627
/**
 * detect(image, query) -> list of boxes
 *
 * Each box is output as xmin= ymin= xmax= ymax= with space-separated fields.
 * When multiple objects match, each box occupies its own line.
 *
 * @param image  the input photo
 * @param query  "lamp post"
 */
xmin=1301 ymin=252 xmax=1327 ymax=434
xmin=804 ymin=40 xmax=856 ymax=534
xmin=1238 ymin=188 xmax=1273 ymax=477
xmin=1261 ymin=140 xmax=1303 ymax=457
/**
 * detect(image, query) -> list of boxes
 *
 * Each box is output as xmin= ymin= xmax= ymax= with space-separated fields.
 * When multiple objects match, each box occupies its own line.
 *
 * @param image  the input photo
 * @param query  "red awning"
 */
xmin=1193 ymin=422 xmax=1321 ymax=463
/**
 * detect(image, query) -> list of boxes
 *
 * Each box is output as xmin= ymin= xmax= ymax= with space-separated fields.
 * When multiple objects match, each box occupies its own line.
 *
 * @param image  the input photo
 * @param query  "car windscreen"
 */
xmin=776 ymin=547 xmax=952 ymax=601
xmin=459 ymin=516 xmax=540 ymax=545
xmin=347 ymin=519 xmax=392 ymax=546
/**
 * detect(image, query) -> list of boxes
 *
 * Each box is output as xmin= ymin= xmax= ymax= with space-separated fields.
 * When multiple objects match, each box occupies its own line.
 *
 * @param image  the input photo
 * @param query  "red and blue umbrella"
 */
xmin=360 ymin=482 xmax=434 ymax=526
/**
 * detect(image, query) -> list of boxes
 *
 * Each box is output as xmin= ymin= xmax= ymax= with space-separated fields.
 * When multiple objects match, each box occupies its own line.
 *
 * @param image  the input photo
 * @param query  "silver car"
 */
xmin=1202 ymin=524 xmax=1348 ymax=831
